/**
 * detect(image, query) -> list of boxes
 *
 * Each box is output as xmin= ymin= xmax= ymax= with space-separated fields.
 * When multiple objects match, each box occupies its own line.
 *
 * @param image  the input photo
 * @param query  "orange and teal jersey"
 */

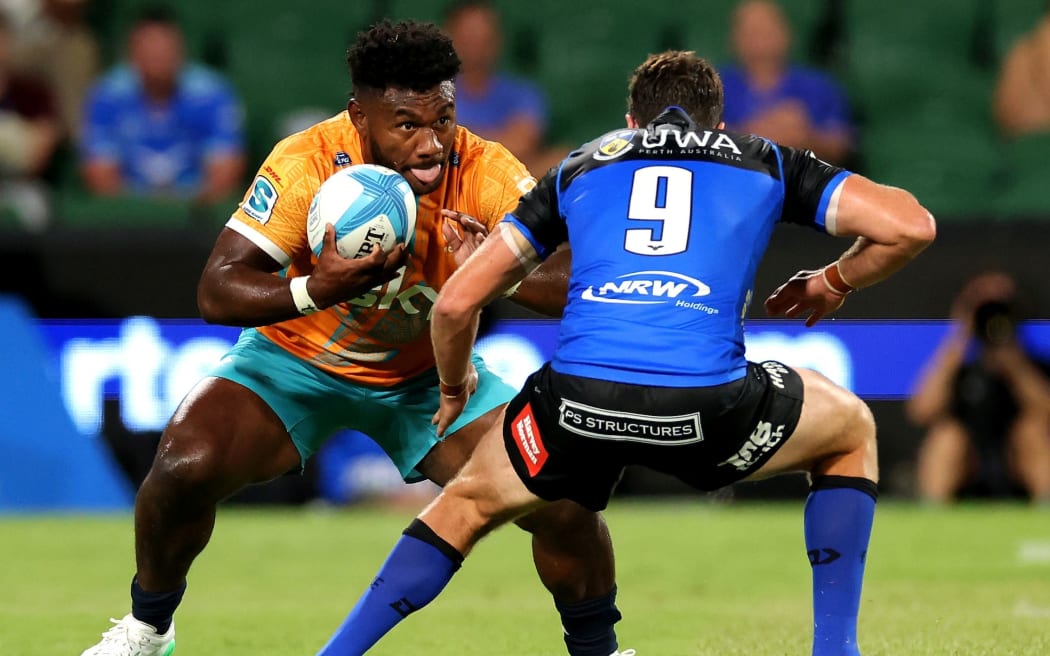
xmin=226 ymin=111 xmax=535 ymax=386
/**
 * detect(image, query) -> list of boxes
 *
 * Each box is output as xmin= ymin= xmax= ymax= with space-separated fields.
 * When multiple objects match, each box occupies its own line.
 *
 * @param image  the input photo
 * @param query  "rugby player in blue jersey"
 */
xmin=317 ymin=50 xmax=935 ymax=656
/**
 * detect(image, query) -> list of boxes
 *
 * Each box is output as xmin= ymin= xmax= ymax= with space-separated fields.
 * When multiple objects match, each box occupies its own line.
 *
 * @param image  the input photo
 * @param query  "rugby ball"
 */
xmin=307 ymin=163 xmax=417 ymax=259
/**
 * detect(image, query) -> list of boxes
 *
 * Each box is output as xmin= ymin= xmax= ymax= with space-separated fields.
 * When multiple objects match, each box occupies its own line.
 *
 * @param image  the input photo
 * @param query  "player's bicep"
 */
xmin=497 ymin=220 xmax=543 ymax=274
xmin=830 ymin=174 xmax=933 ymax=245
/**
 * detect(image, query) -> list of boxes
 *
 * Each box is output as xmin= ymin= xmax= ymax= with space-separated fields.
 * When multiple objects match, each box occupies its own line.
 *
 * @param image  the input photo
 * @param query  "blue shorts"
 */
xmin=209 ymin=329 xmax=516 ymax=481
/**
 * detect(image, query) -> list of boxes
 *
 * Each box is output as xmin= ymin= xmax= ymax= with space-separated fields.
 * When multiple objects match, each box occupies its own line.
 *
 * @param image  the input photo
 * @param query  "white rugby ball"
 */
xmin=307 ymin=163 xmax=417 ymax=259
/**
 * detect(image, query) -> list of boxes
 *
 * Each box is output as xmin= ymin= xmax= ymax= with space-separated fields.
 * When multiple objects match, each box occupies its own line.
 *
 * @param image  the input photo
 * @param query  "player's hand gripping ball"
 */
xmin=307 ymin=164 xmax=417 ymax=259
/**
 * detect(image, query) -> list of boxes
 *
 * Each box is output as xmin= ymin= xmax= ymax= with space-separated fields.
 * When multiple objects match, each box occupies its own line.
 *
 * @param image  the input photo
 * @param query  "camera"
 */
xmin=973 ymin=300 xmax=1015 ymax=345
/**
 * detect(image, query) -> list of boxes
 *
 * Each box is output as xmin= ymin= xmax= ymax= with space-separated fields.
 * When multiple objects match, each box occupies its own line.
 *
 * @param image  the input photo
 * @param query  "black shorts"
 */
xmin=502 ymin=361 xmax=804 ymax=512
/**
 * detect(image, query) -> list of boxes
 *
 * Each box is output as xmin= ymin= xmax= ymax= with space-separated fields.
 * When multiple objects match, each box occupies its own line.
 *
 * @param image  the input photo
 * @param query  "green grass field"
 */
xmin=4 ymin=501 xmax=1049 ymax=655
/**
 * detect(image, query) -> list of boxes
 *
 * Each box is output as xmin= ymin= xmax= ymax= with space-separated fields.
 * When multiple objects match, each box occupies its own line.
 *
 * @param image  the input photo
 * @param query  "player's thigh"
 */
xmin=416 ymin=404 xmax=505 ymax=486
xmin=455 ymin=420 xmax=545 ymax=521
xmin=423 ymin=423 xmax=546 ymax=549
xmin=749 ymin=367 xmax=876 ymax=481
xmin=157 ymin=376 xmax=301 ymax=493
xmin=400 ymin=355 xmax=516 ymax=485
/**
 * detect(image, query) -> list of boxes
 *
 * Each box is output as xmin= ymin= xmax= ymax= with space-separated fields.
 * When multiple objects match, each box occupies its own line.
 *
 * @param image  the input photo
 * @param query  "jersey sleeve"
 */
xmin=470 ymin=141 xmax=537 ymax=230
xmin=504 ymin=167 xmax=565 ymax=260
xmin=226 ymin=136 xmax=322 ymax=266
xmin=778 ymin=145 xmax=852 ymax=234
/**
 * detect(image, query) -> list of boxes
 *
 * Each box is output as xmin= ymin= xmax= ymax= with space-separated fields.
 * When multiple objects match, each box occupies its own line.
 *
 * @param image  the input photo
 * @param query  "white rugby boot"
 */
xmin=610 ymin=650 xmax=636 ymax=656
xmin=80 ymin=614 xmax=175 ymax=656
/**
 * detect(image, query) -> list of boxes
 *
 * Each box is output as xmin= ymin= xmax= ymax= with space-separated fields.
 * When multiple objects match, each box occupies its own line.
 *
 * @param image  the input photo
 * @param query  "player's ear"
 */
xmin=717 ymin=121 xmax=726 ymax=130
xmin=347 ymin=99 xmax=367 ymax=131
xmin=625 ymin=113 xmax=639 ymax=129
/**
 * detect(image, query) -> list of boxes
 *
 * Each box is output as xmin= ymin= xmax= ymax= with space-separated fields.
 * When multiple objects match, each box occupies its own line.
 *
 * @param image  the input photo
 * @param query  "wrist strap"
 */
xmin=822 ymin=262 xmax=855 ymax=296
xmin=290 ymin=276 xmax=320 ymax=315
xmin=439 ymin=379 xmax=467 ymax=398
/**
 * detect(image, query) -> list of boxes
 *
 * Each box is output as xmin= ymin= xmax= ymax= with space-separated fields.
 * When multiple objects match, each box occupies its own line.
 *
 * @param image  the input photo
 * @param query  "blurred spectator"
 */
xmin=11 ymin=0 xmax=99 ymax=141
xmin=907 ymin=271 xmax=1050 ymax=505
xmin=719 ymin=0 xmax=853 ymax=165
xmin=0 ymin=9 xmax=60 ymax=230
xmin=444 ymin=0 xmax=568 ymax=177
xmin=80 ymin=5 xmax=245 ymax=203
xmin=993 ymin=4 xmax=1050 ymax=138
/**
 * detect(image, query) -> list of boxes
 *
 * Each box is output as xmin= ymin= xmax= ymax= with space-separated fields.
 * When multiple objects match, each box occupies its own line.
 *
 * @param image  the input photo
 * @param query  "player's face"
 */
xmin=351 ymin=82 xmax=457 ymax=196
xmin=129 ymin=24 xmax=184 ymax=88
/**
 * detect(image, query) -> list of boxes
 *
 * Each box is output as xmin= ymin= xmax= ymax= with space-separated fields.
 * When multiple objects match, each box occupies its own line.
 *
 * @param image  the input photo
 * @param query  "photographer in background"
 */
xmin=908 ymin=271 xmax=1050 ymax=505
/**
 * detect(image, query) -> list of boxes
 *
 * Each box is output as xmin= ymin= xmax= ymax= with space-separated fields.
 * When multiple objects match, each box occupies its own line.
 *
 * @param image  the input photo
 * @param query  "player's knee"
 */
xmin=839 ymin=394 xmax=878 ymax=479
xmin=148 ymin=422 xmax=229 ymax=496
xmin=515 ymin=501 xmax=603 ymax=541
xmin=442 ymin=482 xmax=507 ymax=539
xmin=855 ymin=398 xmax=877 ymax=453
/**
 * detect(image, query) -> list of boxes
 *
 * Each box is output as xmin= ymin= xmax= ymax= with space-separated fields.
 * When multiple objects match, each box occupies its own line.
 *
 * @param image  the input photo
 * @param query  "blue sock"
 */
xmin=317 ymin=519 xmax=463 ymax=656
xmin=804 ymin=476 xmax=877 ymax=656
xmin=556 ymin=587 xmax=622 ymax=656
xmin=130 ymin=576 xmax=185 ymax=634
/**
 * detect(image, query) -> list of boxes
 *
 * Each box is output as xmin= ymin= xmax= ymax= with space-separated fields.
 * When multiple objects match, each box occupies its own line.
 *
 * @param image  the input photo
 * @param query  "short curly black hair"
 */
xmin=347 ymin=20 xmax=461 ymax=94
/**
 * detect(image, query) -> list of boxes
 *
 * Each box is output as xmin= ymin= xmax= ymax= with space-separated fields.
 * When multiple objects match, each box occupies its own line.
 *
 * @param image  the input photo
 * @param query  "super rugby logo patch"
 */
xmin=242 ymin=175 xmax=278 ymax=223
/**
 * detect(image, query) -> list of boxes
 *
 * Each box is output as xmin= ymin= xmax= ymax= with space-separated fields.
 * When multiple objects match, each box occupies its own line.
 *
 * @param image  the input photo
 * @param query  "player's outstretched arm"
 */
xmin=432 ymin=222 xmax=537 ymax=434
xmin=197 ymin=225 xmax=406 ymax=327
xmin=766 ymin=175 xmax=936 ymax=326
xmin=506 ymin=246 xmax=570 ymax=317
xmin=441 ymin=207 xmax=569 ymax=317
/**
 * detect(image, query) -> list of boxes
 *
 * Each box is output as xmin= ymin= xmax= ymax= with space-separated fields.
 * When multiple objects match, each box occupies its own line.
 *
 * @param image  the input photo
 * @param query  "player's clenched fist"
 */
xmin=308 ymin=223 xmax=409 ymax=309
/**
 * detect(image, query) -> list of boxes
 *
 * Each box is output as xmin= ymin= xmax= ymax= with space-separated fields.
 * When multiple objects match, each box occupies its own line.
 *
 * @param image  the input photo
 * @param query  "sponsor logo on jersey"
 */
xmin=639 ymin=129 xmax=743 ymax=162
xmin=719 ymin=420 xmax=785 ymax=471
xmin=558 ymin=399 xmax=704 ymax=445
xmin=594 ymin=130 xmax=636 ymax=161
xmin=511 ymin=403 xmax=548 ymax=476
xmin=347 ymin=271 xmax=438 ymax=317
xmin=580 ymin=270 xmax=718 ymax=313
xmin=334 ymin=151 xmax=352 ymax=167
xmin=449 ymin=151 xmax=461 ymax=167
xmin=263 ymin=165 xmax=283 ymax=185
xmin=242 ymin=175 xmax=278 ymax=223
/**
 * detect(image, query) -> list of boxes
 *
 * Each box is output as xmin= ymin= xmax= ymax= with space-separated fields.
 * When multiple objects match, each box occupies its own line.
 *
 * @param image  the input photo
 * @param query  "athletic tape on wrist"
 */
xmin=822 ymin=262 xmax=854 ymax=296
xmin=439 ymin=378 xmax=468 ymax=398
xmin=289 ymin=276 xmax=320 ymax=315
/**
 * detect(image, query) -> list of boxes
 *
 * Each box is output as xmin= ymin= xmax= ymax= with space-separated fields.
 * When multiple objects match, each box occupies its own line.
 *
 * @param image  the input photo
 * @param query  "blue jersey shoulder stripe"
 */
xmin=502 ymin=215 xmax=550 ymax=259
xmin=814 ymin=170 xmax=852 ymax=232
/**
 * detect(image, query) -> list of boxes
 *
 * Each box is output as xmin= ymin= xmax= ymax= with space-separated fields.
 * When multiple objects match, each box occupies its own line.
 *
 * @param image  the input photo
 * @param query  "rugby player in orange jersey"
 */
xmin=80 ymin=20 xmax=623 ymax=656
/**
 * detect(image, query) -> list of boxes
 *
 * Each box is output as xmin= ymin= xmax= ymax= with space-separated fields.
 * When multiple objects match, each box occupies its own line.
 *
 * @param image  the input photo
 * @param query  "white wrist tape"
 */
xmin=289 ymin=276 xmax=320 ymax=315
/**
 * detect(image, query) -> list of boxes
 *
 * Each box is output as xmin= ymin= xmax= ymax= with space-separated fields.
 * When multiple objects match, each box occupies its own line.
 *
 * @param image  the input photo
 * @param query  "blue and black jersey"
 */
xmin=505 ymin=107 xmax=852 ymax=387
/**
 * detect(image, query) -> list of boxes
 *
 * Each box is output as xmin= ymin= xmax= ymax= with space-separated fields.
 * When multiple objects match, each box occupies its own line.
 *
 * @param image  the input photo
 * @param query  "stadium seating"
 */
xmin=995 ymin=133 xmax=1050 ymax=218
xmin=42 ymin=0 xmax=1049 ymax=225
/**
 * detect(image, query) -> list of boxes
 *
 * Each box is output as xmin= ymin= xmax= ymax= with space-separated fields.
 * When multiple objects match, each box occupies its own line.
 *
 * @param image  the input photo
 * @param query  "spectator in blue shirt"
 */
xmin=444 ymin=0 xmax=568 ymax=176
xmin=80 ymin=5 xmax=245 ymax=203
xmin=719 ymin=0 xmax=853 ymax=165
